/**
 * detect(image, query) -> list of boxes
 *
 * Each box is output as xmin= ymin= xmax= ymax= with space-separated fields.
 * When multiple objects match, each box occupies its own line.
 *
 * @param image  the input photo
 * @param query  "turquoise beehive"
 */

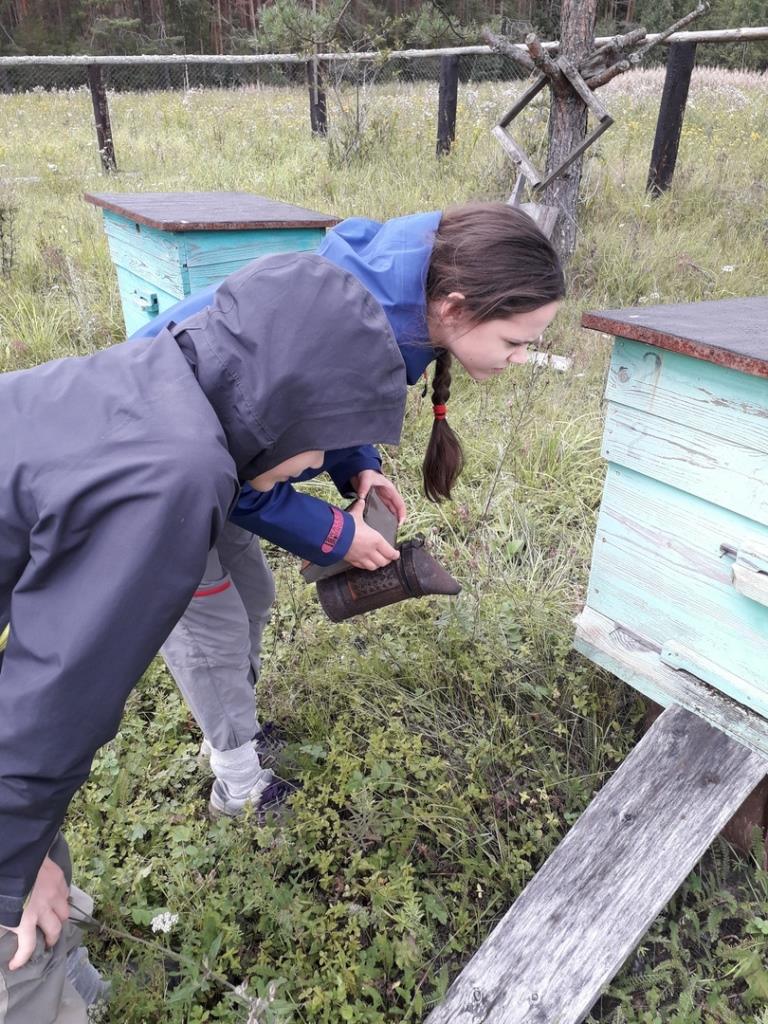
xmin=84 ymin=192 xmax=338 ymax=337
xmin=575 ymin=296 xmax=768 ymax=752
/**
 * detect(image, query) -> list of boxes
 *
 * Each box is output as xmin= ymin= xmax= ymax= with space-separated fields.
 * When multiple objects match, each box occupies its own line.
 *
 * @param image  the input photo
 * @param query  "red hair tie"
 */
xmin=433 ymin=404 xmax=447 ymax=420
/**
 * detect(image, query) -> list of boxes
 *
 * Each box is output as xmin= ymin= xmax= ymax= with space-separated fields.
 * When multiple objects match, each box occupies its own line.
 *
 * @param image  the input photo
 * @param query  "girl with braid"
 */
xmin=134 ymin=202 xmax=566 ymax=818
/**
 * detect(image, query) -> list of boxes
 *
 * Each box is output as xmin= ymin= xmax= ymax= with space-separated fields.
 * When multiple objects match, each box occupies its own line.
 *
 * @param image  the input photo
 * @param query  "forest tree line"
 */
xmin=1 ymin=0 xmax=766 ymax=64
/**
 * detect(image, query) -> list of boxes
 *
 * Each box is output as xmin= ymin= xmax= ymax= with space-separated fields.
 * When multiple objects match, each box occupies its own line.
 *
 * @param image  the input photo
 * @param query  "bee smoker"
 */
xmin=315 ymin=536 xmax=461 ymax=622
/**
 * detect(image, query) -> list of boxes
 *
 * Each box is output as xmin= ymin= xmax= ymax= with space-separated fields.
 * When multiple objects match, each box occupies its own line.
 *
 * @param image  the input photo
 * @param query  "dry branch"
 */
xmin=525 ymin=32 xmax=565 ymax=88
xmin=631 ymin=1 xmax=709 ymax=64
xmin=480 ymin=28 xmax=534 ymax=73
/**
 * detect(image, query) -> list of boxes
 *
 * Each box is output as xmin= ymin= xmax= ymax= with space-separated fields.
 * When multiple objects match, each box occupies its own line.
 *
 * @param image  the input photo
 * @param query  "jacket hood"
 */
xmin=167 ymin=252 xmax=407 ymax=480
xmin=317 ymin=211 xmax=442 ymax=385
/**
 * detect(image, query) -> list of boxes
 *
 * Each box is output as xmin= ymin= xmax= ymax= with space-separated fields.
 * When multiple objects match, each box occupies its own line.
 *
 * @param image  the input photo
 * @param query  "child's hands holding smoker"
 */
xmin=346 ymin=470 xmax=405 ymax=571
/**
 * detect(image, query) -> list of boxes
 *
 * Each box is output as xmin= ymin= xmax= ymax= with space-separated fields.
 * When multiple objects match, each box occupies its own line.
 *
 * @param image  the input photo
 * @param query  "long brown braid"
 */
xmin=423 ymin=350 xmax=463 ymax=502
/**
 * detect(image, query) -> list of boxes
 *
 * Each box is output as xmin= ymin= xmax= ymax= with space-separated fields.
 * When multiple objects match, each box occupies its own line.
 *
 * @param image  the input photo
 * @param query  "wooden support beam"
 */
xmin=306 ymin=59 xmax=328 ymax=136
xmin=86 ymin=64 xmax=117 ymax=173
xmin=427 ymin=703 xmax=767 ymax=1024
xmin=574 ymin=607 xmax=768 ymax=759
xmin=436 ymin=54 xmax=460 ymax=157
xmin=647 ymin=41 xmax=697 ymax=196
xmin=492 ymin=125 xmax=542 ymax=186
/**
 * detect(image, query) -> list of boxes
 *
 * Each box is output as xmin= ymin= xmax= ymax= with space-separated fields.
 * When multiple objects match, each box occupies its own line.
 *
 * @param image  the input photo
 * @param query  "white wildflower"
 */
xmin=150 ymin=911 xmax=179 ymax=934
xmin=721 ymin=265 xmax=735 ymax=273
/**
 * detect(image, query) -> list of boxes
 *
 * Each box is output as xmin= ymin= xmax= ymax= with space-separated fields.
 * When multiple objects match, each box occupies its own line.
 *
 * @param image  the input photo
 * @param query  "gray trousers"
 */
xmin=161 ymin=522 xmax=276 ymax=751
xmin=0 ymin=837 xmax=90 ymax=1024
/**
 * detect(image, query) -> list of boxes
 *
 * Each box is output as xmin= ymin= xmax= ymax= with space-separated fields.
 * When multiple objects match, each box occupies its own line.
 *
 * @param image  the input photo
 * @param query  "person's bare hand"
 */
xmin=350 ymin=470 xmax=407 ymax=525
xmin=345 ymin=499 xmax=400 ymax=570
xmin=6 ymin=856 xmax=70 ymax=970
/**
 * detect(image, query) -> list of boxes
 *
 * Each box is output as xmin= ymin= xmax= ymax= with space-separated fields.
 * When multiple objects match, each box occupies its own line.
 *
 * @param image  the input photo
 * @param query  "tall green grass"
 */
xmin=2 ymin=66 xmax=768 ymax=1023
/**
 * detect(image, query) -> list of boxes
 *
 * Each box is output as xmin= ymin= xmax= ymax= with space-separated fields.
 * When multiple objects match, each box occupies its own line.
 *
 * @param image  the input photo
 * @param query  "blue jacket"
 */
xmin=133 ymin=210 xmax=441 ymax=563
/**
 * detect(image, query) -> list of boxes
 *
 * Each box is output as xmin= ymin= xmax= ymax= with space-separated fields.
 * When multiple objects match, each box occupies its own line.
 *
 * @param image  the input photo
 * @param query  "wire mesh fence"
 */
xmin=1 ymin=37 xmax=765 ymax=183
xmin=0 ymin=51 xmax=532 ymax=94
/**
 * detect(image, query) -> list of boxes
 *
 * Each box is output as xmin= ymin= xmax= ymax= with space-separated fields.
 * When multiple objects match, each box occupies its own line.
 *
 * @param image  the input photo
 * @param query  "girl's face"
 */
xmin=430 ymin=295 xmax=562 ymax=382
xmin=248 ymin=450 xmax=324 ymax=491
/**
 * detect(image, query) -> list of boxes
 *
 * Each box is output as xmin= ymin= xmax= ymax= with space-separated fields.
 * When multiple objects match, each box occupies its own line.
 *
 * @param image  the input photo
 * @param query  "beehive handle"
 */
xmin=730 ymin=540 xmax=768 ymax=608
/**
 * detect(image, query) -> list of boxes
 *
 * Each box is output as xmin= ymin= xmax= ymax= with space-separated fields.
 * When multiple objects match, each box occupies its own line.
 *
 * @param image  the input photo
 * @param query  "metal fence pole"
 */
xmin=86 ymin=63 xmax=117 ymax=172
xmin=646 ymin=41 xmax=697 ymax=197
xmin=436 ymin=54 xmax=459 ymax=156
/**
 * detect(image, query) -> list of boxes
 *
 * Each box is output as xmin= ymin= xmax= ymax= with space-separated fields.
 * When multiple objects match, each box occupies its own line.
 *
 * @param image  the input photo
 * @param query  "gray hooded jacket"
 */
xmin=0 ymin=252 xmax=406 ymax=925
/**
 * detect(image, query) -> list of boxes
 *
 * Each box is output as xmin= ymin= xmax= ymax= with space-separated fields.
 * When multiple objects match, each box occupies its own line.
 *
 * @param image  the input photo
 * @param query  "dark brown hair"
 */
xmin=422 ymin=203 xmax=566 ymax=502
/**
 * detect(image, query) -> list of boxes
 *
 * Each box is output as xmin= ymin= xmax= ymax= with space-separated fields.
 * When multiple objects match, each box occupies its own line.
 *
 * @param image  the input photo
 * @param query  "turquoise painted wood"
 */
xmin=576 ymin=297 xmax=768 ymax=744
xmin=86 ymin=193 xmax=337 ymax=335
xmin=115 ymin=264 xmax=187 ymax=338
xmin=587 ymin=464 xmax=768 ymax=719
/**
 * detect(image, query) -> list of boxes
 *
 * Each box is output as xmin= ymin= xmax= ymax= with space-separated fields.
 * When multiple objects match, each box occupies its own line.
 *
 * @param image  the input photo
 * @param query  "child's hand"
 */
xmin=6 ymin=855 xmax=70 ymax=969
xmin=350 ymin=470 xmax=407 ymax=524
xmin=346 ymin=499 xmax=400 ymax=570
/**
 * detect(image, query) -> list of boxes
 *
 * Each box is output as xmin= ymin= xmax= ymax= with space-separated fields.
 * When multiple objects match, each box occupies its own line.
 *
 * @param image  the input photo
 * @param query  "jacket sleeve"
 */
xmin=0 ymin=461 xmax=232 ymax=927
xmin=128 ymin=284 xmax=218 ymax=340
xmin=230 ymin=484 xmax=355 ymax=565
xmin=324 ymin=445 xmax=382 ymax=498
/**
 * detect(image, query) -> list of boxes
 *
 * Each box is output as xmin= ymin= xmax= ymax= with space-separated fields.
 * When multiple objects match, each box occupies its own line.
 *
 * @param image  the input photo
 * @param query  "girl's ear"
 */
xmin=436 ymin=291 xmax=466 ymax=326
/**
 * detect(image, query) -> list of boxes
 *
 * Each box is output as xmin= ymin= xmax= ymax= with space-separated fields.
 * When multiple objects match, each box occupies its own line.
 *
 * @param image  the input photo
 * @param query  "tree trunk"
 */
xmin=541 ymin=0 xmax=599 ymax=261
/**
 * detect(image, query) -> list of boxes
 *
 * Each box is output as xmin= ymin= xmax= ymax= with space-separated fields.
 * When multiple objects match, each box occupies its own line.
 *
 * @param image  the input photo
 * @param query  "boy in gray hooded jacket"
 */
xmin=0 ymin=251 xmax=407 ymax=1021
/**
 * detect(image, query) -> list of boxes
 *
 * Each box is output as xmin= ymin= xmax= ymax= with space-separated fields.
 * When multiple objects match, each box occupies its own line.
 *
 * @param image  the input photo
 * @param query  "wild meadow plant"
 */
xmin=2 ymin=67 xmax=768 ymax=1022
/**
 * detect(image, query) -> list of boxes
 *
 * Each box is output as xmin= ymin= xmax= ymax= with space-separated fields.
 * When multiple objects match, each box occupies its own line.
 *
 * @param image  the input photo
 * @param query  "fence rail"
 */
xmin=2 ymin=27 xmax=768 ymax=67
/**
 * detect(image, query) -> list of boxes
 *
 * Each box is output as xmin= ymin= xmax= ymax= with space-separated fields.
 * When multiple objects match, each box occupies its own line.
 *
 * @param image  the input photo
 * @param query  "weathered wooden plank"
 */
xmin=582 ymin=297 xmax=768 ymax=378
xmin=114 ymin=266 xmax=184 ymax=336
xmin=605 ymin=339 xmax=768 ymax=453
xmin=102 ymin=211 xmax=185 ymax=265
xmin=517 ymin=202 xmax=559 ymax=239
xmin=427 ymin=703 xmax=767 ymax=1024
xmin=588 ymin=466 xmax=768 ymax=715
xmin=602 ymin=403 xmax=768 ymax=525
xmin=84 ymin=192 xmax=338 ymax=231
xmin=573 ymin=607 xmax=768 ymax=758
xmin=491 ymin=126 xmax=543 ymax=187
xmin=107 ymin=237 xmax=188 ymax=300
xmin=183 ymin=228 xmax=323 ymax=270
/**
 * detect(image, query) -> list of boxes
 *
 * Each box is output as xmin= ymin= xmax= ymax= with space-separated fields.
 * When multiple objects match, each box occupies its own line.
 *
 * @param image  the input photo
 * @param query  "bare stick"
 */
xmin=586 ymin=58 xmax=631 ymax=89
xmin=632 ymin=1 xmax=709 ymax=63
xmin=481 ymin=28 xmax=534 ymax=73
xmin=525 ymin=32 xmax=565 ymax=87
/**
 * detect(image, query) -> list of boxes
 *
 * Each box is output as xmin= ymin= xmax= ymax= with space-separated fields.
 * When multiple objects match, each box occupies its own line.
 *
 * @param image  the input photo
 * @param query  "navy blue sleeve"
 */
xmin=324 ymin=445 xmax=382 ymax=497
xmin=231 ymin=484 xmax=354 ymax=565
xmin=128 ymin=284 xmax=218 ymax=340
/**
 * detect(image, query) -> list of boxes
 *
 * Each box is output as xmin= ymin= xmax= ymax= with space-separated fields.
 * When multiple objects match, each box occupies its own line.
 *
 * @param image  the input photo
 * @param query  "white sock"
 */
xmin=209 ymin=740 xmax=269 ymax=800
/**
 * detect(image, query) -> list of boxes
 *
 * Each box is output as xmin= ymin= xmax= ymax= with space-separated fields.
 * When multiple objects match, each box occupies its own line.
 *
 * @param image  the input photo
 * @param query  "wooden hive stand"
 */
xmin=428 ymin=297 xmax=768 ymax=1024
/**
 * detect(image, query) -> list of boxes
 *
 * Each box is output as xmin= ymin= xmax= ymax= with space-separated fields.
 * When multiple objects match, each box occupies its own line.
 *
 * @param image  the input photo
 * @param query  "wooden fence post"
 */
xmin=307 ymin=58 xmax=328 ymax=136
xmin=647 ymin=41 xmax=697 ymax=197
xmin=436 ymin=54 xmax=459 ymax=156
xmin=86 ymin=64 xmax=117 ymax=173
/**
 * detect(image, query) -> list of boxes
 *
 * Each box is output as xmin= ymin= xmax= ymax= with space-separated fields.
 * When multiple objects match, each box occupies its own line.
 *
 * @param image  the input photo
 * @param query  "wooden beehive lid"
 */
xmin=583 ymin=296 xmax=768 ymax=379
xmin=83 ymin=192 xmax=339 ymax=232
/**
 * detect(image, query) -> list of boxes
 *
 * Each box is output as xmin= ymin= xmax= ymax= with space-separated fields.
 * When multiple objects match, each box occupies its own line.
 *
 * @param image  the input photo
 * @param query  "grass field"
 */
xmin=2 ymin=65 xmax=768 ymax=1023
